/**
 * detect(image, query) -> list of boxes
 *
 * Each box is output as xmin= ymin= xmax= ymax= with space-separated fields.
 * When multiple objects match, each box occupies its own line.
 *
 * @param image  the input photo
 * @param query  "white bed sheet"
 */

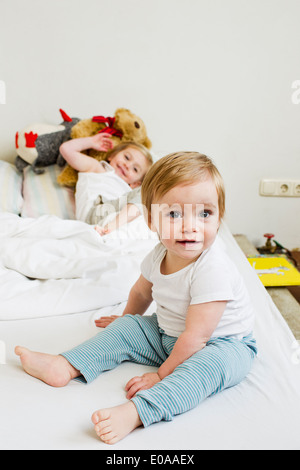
xmin=1 ymin=222 xmax=300 ymax=450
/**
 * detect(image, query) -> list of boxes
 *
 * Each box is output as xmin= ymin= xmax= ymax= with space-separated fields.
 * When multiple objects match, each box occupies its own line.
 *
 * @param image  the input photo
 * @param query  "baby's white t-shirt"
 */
xmin=141 ymin=236 xmax=255 ymax=339
xmin=75 ymin=162 xmax=141 ymax=224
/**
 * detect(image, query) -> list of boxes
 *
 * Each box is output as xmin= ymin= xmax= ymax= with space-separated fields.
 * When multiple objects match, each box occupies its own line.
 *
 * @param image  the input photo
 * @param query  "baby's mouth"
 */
xmin=176 ymin=240 xmax=203 ymax=252
xmin=176 ymin=240 xmax=202 ymax=246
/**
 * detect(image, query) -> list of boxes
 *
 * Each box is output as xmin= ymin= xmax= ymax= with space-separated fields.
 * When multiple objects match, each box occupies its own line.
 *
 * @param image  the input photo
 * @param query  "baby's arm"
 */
xmin=60 ymin=133 xmax=113 ymax=173
xmin=125 ymin=300 xmax=227 ymax=399
xmin=157 ymin=301 xmax=227 ymax=379
xmin=95 ymin=203 xmax=141 ymax=236
xmin=95 ymin=274 xmax=153 ymax=328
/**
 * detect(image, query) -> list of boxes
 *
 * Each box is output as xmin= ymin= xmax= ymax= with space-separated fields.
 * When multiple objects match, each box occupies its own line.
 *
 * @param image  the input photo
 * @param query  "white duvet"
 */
xmin=0 ymin=212 xmax=158 ymax=320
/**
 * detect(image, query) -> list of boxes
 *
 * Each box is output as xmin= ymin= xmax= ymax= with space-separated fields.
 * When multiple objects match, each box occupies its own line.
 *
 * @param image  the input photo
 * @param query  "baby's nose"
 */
xmin=183 ymin=214 xmax=202 ymax=233
xmin=183 ymin=216 xmax=196 ymax=232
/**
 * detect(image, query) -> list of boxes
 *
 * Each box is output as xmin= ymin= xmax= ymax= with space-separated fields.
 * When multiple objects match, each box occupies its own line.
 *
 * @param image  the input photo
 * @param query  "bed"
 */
xmin=1 ymin=160 xmax=300 ymax=450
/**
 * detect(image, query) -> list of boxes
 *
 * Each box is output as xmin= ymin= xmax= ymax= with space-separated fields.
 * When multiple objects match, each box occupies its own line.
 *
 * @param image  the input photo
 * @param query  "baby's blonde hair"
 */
xmin=106 ymin=141 xmax=153 ymax=173
xmin=141 ymin=152 xmax=225 ymax=224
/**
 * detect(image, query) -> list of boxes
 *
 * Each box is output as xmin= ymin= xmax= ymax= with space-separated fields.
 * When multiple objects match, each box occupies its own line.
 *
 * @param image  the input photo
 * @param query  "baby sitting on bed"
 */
xmin=15 ymin=152 xmax=257 ymax=445
xmin=59 ymin=134 xmax=153 ymax=235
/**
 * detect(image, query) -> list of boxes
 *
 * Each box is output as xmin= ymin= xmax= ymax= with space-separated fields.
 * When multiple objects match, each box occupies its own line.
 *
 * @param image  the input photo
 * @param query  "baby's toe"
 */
xmin=100 ymin=430 xmax=118 ymax=445
xmin=91 ymin=409 xmax=109 ymax=425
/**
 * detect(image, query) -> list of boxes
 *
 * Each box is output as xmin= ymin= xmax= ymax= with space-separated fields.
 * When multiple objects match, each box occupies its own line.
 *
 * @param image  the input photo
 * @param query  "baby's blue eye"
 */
xmin=169 ymin=210 xmax=182 ymax=219
xmin=199 ymin=210 xmax=211 ymax=218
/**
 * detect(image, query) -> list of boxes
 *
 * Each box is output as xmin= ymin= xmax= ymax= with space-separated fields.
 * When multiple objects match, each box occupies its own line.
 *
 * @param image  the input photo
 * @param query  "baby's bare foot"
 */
xmin=91 ymin=401 xmax=142 ymax=445
xmin=15 ymin=346 xmax=80 ymax=387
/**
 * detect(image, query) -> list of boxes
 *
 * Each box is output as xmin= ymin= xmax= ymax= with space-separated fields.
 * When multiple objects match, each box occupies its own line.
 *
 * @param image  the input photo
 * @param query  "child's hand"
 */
xmin=125 ymin=372 xmax=161 ymax=399
xmin=94 ymin=225 xmax=110 ymax=236
xmin=91 ymin=133 xmax=114 ymax=152
xmin=94 ymin=315 xmax=119 ymax=328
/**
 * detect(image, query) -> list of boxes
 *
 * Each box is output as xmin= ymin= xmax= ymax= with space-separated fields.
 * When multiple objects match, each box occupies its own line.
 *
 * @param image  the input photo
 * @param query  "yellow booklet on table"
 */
xmin=247 ymin=257 xmax=300 ymax=287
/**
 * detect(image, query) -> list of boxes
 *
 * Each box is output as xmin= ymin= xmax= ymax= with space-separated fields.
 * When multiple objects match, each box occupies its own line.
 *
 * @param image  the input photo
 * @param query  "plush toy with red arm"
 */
xmin=15 ymin=109 xmax=80 ymax=174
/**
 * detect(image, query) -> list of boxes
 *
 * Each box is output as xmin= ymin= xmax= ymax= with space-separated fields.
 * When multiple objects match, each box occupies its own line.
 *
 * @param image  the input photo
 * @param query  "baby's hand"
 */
xmin=91 ymin=133 xmax=114 ymax=152
xmin=94 ymin=225 xmax=110 ymax=236
xmin=95 ymin=315 xmax=120 ymax=328
xmin=125 ymin=373 xmax=161 ymax=399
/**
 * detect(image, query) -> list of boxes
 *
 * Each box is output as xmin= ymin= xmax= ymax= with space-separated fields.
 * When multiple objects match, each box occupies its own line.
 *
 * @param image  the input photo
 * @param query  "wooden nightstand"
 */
xmin=234 ymin=234 xmax=300 ymax=340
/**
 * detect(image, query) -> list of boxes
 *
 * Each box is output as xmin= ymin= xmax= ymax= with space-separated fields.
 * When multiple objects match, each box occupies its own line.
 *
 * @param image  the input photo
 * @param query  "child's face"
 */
xmin=108 ymin=147 xmax=149 ymax=188
xmin=151 ymin=177 xmax=220 ymax=265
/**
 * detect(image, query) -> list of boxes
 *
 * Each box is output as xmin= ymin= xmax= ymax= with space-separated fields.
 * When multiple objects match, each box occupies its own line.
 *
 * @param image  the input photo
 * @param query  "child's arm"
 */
xmin=125 ymin=300 xmax=227 ymax=399
xmin=157 ymin=301 xmax=227 ymax=379
xmin=94 ymin=203 xmax=141 ymax=236
xmin=94 ymin=274 xmax=153 ymax=328
xmin=59 ymin=133 xmax=113 ymax=173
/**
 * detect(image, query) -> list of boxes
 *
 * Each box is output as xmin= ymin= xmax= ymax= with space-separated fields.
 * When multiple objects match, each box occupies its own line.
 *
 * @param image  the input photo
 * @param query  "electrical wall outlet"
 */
xmin=260 ymin=179 xmax=300 ymax=197
xmin=293 ymin=182 xmax=300 ymax=196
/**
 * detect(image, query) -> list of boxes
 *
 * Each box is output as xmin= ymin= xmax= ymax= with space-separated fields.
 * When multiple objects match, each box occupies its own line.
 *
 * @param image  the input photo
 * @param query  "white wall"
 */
xmin=0 ymin=0 xmax=299 ymax=248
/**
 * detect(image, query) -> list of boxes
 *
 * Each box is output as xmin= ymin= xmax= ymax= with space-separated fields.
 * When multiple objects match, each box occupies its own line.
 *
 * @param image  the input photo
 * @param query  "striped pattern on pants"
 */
xmin=61 ymin=313 xmax=257 ymax=427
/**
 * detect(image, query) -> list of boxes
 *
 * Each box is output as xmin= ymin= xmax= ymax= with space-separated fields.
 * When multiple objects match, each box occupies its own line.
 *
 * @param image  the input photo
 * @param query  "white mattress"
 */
xmin=1 ymin=221 xmax=300 ymax=450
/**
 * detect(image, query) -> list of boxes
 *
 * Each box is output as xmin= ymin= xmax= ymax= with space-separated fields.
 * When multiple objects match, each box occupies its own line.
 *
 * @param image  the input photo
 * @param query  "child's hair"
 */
xmin=141 ymin=152 xmax=225 ymax=223
xmin=105 ymin=141 xmax=153 ymax=170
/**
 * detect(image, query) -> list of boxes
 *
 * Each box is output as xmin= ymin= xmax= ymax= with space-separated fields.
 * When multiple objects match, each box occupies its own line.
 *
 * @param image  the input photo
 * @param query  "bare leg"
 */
xmin=91 ymin=401 xmax=142 ymax=445
xmin=15 ymin=346 xmax=80 ymax=387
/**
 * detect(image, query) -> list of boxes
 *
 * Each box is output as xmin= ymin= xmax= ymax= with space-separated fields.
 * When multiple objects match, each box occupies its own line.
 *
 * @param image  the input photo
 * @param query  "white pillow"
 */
xmin=21 ymin=165 xmax=76 ymax=219
xmin=0 ymin=160 xmax=24 ymax=214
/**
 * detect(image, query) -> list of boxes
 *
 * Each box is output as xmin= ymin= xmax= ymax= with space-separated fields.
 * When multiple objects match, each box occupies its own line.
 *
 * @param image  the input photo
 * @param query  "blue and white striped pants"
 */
xmin=61 ymin=313 xmax=257 ymax=427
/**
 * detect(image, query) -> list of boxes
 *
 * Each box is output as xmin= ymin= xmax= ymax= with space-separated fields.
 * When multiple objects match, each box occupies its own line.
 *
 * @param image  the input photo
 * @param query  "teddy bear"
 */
xmin=56 ymin=107 xmax=152 ymax=187
xmin=15 ymin=109 xmax=80 ymax=174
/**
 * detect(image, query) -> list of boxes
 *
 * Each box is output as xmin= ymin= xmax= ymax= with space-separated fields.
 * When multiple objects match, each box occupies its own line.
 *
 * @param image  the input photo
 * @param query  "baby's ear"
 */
xmin=149 ymin=222 xmax=158 ymax=233
xmin=149 ymin=215 xmax=158 ymax=233
xmin=141 ymin=206 xmax=157 ymax=233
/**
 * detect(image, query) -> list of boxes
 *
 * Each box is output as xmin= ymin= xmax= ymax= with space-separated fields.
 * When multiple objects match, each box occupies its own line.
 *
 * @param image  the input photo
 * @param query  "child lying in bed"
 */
xmin=59 ymin=134 xmax=153 ymax=235
xmin=15 ymin=152 xmax=257 ymax=445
